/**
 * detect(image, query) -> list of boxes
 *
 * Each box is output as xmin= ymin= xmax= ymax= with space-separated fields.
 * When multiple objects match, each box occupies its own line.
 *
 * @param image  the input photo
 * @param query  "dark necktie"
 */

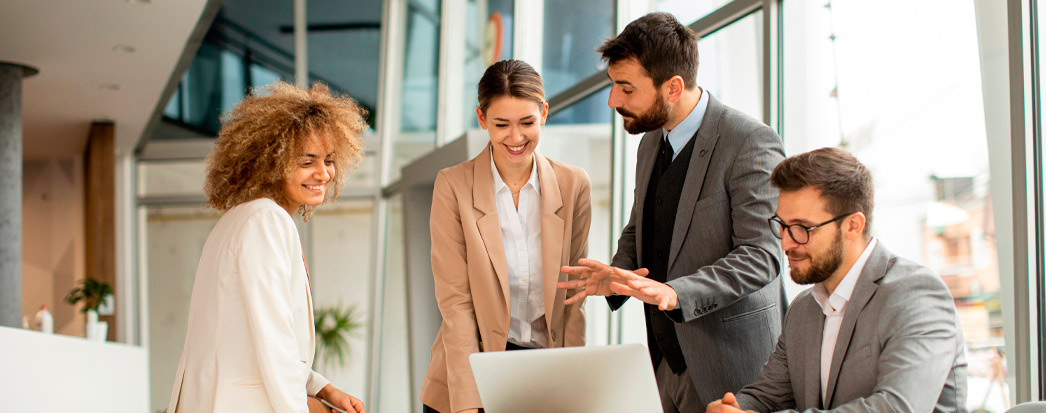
xmin=659 ymin=136 xmax=674 ymax=172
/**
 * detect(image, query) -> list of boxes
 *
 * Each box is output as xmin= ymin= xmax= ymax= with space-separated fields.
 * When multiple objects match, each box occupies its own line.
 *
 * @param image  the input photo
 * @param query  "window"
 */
xmin=784 ymin=1 xmax=1005 ymax=409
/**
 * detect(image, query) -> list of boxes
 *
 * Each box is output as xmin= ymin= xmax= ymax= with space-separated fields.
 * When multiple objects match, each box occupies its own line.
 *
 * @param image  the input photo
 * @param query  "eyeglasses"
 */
xmin=767 ymin=213 xmax=853 ymax=245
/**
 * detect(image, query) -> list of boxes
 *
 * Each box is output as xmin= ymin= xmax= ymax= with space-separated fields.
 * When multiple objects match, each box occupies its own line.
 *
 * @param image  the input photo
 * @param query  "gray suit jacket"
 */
xmin=736 ymin=242 xmax=968 ymax=412
xmin=610 ymin=93 xmax=787 ymax=408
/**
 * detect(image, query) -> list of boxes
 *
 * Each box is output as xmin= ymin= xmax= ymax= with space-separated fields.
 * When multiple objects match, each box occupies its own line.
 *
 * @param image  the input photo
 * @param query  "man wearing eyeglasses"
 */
xmin=707 ymin=147 xmax=967 ymax=413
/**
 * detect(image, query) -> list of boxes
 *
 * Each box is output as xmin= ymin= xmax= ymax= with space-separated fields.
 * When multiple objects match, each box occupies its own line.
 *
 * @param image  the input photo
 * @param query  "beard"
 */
xmin=617 ymin=95 xmax=670 ymax=134
xmin=788 ymin=227 xmax=844 ymax=285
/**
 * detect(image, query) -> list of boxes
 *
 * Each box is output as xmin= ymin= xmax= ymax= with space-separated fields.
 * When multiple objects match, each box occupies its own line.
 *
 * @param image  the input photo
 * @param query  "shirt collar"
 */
xmin=811 ymin=237 xmax=878 ymax=314
xmin=490 ymin=152 xmax=540 ymax=195
xmin=661 ymin=87 xmax=709 ymax=154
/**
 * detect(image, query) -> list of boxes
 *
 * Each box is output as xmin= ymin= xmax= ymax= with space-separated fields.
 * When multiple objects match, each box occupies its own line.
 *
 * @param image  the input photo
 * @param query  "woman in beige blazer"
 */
xmin=420 ymin=60 xmax=592 ymax=413
xmin=167 ymin=82 xmax=366 ymax=413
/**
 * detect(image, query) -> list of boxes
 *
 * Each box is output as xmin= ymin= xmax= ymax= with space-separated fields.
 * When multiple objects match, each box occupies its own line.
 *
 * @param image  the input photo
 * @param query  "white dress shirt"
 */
xmin=811 ymin=237 xmax=877 ymax=405
xmin=491 ymin=154 xmax=548 ymax=348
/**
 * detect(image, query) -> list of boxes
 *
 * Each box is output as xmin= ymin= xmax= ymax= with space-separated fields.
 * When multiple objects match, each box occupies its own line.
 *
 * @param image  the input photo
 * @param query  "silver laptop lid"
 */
xmin=469 ymin=343 xmax=663 ymax=413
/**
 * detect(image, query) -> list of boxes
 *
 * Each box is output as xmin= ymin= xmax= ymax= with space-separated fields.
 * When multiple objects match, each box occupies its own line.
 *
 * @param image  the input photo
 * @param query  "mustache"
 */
xmin=616 ymin=108 xmax=636 ymax=118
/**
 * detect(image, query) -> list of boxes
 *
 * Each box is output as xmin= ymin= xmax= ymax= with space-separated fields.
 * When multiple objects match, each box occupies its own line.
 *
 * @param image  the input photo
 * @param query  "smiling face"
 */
xmin=280 ymin=133 xmax=335 ymax=215
xmin=776 ymin=187 xmax=847 ymax=285
xmin=607 ymin=58 xmax=671 ymax=134
xmin=477 ymin=96 xmax=548 ymax=167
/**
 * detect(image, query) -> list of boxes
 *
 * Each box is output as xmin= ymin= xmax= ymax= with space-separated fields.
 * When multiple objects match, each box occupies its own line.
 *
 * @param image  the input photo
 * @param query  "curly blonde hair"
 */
xmin=204 ymin=81 xmax=367 ymax=219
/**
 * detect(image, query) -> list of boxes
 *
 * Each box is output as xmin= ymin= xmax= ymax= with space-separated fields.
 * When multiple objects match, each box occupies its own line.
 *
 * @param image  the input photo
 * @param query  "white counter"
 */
xmin=0 ymin=326 xmax=148 ymax=412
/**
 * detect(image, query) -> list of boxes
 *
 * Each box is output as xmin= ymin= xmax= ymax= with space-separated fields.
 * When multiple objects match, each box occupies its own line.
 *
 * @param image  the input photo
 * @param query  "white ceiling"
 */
xmin=0 ymin=0 xmax=210 ymax=159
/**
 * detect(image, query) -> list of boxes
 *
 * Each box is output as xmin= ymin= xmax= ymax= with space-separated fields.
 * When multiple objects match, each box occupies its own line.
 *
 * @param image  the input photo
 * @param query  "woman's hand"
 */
xmin=316 ymin=383 xmax=366 ymax=413
xmin=308 ymin=396 xmax=333 ymax=413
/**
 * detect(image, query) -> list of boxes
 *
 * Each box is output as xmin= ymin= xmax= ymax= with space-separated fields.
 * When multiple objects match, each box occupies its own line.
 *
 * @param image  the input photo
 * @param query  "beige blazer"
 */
xmin=420 ymin=146 xmax=592 ymax=413
xmin=167 ymin=198 xmax=329 ymax=413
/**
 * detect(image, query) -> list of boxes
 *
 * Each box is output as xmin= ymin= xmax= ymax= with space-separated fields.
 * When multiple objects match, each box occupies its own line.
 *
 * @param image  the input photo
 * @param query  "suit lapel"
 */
xmin=473 ymin=145 xmax=511 ymax=303
xmin=801 ymin=302 xmax=826 ymax=409
xmin=633 ymin=131 xmax=659 ymax=267
xmin=823 ymin=243 xmax=889 ymax=407
xmin=668 ymin=93 xmax=721 ymax=271
xmin=303 ymin=260 xmax=316 ymax=361
xmin=535 ymin=153 xmax=565 ymax=330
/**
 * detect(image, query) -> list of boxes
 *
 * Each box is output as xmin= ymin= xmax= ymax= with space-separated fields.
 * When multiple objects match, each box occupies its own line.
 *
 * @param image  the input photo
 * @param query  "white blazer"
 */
xmin=167 ymin=198 xmax=329 ymax=412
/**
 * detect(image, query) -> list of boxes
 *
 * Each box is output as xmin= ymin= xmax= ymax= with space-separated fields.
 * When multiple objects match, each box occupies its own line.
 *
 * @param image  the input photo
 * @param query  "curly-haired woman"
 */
xmin=167 ymin=82 xmax=366 ymax=413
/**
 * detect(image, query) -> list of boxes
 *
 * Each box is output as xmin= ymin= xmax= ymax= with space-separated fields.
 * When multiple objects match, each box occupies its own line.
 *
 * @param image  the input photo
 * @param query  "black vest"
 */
xmin=641 ymin=134 xmax=696 ymax=374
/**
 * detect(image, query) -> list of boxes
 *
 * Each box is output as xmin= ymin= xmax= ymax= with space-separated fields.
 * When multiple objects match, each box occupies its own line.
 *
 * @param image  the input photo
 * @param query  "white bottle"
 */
xmin=34 ymin=305 xmax=53 ymax=334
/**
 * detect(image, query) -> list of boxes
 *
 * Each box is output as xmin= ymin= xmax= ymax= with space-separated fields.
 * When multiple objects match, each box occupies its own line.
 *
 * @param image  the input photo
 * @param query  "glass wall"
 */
xmin=392 ymin=0 xmax=442 ymax=182
xmin=784 ymin=1 xmax=1005 ymax=410
xmin=694 ymin=10 xmax=763 ymax=120
xmin=160 ymin=0 xmax=296 ymax=136
xmin=463 ymin=0 xmax=515 ymax=130
xmin=657 ymin=0 xmax=724 ymax=23
xmin=542 ymin=0 xmax=614 ymax=124
xmin=307 ymin=0 xmax=383 ymax=189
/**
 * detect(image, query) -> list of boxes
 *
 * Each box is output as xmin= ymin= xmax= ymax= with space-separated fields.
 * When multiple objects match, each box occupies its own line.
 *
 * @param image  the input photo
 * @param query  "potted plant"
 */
xmin=64 ymin=278 xmax=113 ymax=341
xmin=313 ymin=303 xmax=364 ymax=370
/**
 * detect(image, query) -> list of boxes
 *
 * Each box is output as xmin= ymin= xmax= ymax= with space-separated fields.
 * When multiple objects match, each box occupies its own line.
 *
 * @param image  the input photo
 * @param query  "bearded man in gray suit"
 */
xmin=707 ymin=148 xmax=968 ymax=413
xmin=559 ymin=12 xmax=787 ymax=413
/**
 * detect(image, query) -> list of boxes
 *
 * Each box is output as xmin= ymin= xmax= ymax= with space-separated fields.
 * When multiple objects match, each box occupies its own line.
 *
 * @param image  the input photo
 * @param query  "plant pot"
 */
xmin=85 ymin=309 xmax=99 ymax=340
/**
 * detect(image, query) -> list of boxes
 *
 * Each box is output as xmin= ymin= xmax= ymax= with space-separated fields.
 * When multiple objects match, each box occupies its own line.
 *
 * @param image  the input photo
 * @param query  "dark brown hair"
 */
xmin=771 ymin=147 xmax=874 ymax=235
xmin=477 ymin=59 xmax=546 ymax=114
xmin=598 ymin=12 xmax=698 ymax=89
xmin=204 ymin=81 xmax=367 ymax=219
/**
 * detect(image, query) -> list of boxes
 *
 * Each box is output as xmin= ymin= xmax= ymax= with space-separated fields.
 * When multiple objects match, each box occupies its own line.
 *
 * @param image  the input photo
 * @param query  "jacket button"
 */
xmin=656 ymin=334 xmax=664 ymax=341
xmin=699 ymin=150 xmax=707 ymax=157
xmin=552 ymin=331 xmax=557 ymax=342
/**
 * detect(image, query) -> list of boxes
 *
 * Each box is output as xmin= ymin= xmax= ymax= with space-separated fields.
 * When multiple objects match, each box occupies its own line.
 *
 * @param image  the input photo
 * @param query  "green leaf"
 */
xmin=313 ymin=302 xmax=365 ymax=370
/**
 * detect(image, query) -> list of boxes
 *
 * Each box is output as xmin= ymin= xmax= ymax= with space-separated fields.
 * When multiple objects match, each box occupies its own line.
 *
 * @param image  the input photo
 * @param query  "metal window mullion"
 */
xmin=379 ymin=1 xmax=407 ymax=190
xmin=1006 ymin=0 xmax=1038 ymax=403
xmin=294 ymin=0 xmax=307 ymax=86
xmin=513 ymin=0 xmax=544 ymax=66
xmin=762 ymin=0 xmax=782 ymax=131
xmin=436 ymin=0 xmax=466 ymax=146
xmin=1028 ymin=0 xmax=1046 ymax=400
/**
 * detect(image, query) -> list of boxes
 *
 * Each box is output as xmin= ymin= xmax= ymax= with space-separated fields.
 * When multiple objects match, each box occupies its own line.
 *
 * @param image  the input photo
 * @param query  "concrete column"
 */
xmin=0 ymin=62 xmax=37 ymax=328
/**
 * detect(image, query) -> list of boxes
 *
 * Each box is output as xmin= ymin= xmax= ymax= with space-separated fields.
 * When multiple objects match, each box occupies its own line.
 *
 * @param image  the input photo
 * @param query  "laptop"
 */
xmin=469 ymin=343 xmax=664 ymax=413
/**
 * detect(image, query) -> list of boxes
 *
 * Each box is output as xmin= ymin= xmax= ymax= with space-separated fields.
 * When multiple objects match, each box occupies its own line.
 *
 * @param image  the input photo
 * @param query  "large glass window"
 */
xmin=784 ymin=1 xmax=1005 ymax=410
xmin=694 ymin=10 xmax=763 ymax=121
xmin=656 ymin=0 xmax=728 ymax=25
xmin=307 ymin=0 xmax=382 ymax=189
xmin=542 ymin=0 xmax=614 ymax=124
xmin=392 ymin=1 xmax=442 ymax=182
